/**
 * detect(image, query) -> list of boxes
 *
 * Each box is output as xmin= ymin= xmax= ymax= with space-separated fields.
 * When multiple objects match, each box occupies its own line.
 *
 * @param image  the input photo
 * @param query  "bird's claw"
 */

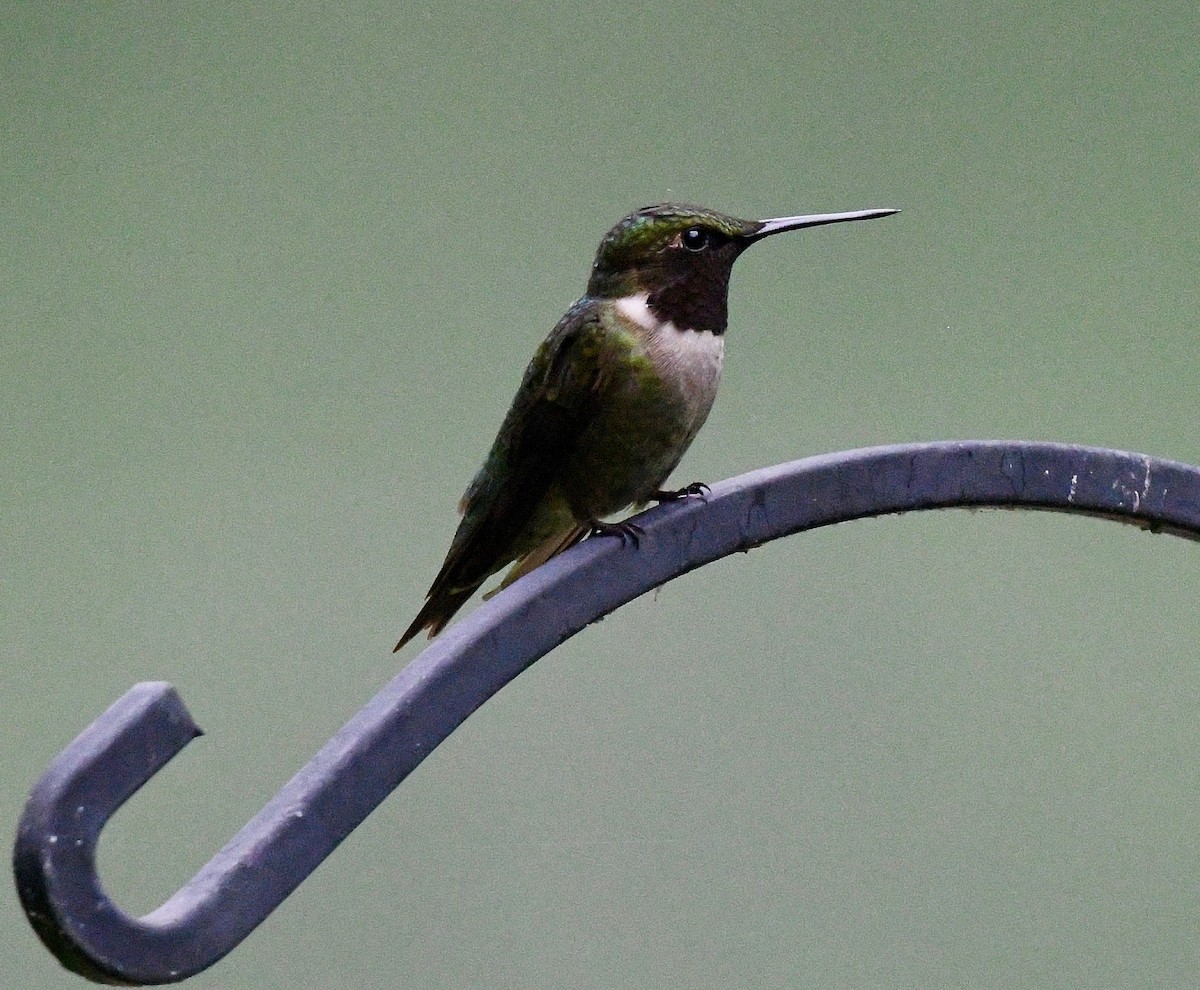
xmin=651 ymin=481 xmax=710 ymax=502
xmin=588 ymin=519 xmax=644 ymax=547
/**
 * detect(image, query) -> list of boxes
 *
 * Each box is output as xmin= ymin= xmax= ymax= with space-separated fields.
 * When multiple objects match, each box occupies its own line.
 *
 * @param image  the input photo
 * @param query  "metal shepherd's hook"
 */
xmin=14 ymin=441 xmax=1200 ymax=984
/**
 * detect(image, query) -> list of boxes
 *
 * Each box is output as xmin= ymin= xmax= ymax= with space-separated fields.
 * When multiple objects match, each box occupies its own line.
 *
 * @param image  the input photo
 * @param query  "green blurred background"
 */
xmin=4 ymin=2 xmax=1199 ymax=987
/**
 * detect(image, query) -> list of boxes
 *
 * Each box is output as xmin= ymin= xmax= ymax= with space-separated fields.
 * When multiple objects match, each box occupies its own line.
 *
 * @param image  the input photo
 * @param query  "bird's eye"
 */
xmin=682 ymin=226 xmax=709 ymax=252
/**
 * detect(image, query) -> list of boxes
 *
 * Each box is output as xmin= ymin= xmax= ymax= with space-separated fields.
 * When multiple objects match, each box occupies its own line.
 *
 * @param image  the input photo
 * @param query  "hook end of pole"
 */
xmin=13 ymin=682 xmax=202 ymax=983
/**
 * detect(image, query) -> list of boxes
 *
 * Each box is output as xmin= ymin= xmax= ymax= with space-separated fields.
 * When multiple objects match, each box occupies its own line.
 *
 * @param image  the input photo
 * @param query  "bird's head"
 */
xmin=586 ymin=202 xmax=897 ymax=334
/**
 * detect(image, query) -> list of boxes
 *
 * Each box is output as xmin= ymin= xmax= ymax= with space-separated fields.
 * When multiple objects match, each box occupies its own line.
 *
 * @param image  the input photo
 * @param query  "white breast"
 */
xmin=614 ymin=291 xmax=725 ymax=388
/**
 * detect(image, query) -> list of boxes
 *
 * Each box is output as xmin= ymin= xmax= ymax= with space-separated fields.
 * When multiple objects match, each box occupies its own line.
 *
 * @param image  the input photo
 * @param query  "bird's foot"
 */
xmin=650 ymin=481 xmax=710 ymax=502
xmin=588 ymin=518 xmax=644 ymax=547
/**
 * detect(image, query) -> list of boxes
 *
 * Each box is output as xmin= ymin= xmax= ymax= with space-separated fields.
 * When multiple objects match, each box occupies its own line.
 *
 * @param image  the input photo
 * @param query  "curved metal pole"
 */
xmin=14 ymin=441 xmax=1200 ymax=984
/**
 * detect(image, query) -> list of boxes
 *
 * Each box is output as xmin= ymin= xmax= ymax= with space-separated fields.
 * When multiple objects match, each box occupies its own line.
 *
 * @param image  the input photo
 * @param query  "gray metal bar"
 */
xmin=14 ymin=441 xmax=1200 ymax=984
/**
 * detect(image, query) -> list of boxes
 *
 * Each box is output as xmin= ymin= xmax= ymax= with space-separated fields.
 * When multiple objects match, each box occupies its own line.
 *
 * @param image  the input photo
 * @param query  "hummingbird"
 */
xmin=395 ymin=202 xmax=897 ymax=650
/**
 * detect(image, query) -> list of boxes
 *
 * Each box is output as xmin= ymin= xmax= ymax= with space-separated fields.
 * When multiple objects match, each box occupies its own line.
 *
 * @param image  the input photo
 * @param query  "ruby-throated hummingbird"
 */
xmin=396 ymin=202 xmax=897 ymax=650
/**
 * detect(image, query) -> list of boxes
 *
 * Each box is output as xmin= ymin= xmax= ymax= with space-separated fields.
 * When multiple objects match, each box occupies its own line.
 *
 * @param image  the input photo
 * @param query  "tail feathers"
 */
xmin=483 ymin=524 xmax=588 ymax=600
xmin=395 ymin=523 xmax=588 ymax=652
xmin=393 ymin=582 xmax=480 ymax=652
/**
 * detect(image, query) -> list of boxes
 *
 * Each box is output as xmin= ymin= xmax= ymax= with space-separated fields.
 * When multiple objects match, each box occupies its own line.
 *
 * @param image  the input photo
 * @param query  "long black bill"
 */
xmin=748 ymin=207 xmax=900 ymax=241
